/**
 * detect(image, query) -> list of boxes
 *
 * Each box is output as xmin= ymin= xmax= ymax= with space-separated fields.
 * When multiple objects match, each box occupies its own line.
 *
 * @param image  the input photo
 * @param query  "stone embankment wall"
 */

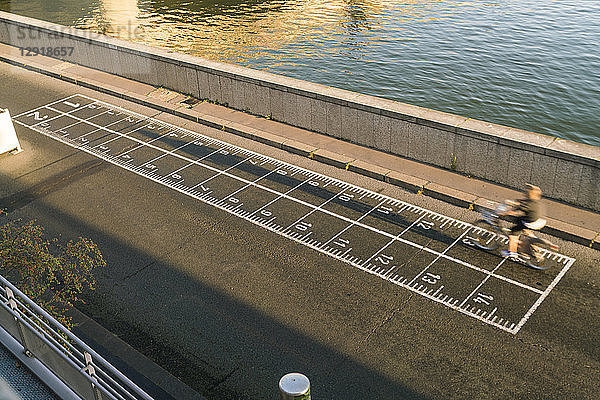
xmin=1 ymin=11 xmax=598 ymax=211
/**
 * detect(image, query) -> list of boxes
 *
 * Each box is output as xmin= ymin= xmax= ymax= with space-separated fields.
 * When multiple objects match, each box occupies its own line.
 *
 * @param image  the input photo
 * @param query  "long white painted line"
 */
xmin=42 ymin=98 xmax=569 ymax=264
xmin=29 ymin=102 xmax=103 ymax=129
xmin=48 ymin=97 xmax=575 ymax=264
xmin=319 ymin=199 xmax=388 ymax=248
xmin=360 ymin=213 xmax=427 ymax=268
xmin=95 ymin=124 xmax=174 ymax=152
xmin=18 ymin=105 xmax=551 ymax=297
xmin=89 ymin=120 xmax=161 ymax=148
xmin=188 ymin=151 xmax=256 ymax=189
xmin=114 ymin=128 xmax=213 ymax=158
xmin=15 ymin=95 xmax=576 ymax=332
xmin=10 ymin=94 xmax=79 ymax=118
xmin=138 ymin=136 xmax=224 ymax=169
xmin=244 ymin=174 xmax=315 ymax=218
xmin=217 ymin=165 xmax=284 ymax=201
xmin=77 ymin=114 xmax=147 ymax=143
xmin=282 ymin=187 xmax=350 ymax=233
xmin=407 ymin=229 xmax=471 ymax=286
xmin=19 ymin=104 xmax=551 ymax=297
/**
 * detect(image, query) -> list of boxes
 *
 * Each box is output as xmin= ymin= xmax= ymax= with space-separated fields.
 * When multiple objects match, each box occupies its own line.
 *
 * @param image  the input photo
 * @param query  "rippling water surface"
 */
xmin=2 ymin=0 xmax=599 ymax=145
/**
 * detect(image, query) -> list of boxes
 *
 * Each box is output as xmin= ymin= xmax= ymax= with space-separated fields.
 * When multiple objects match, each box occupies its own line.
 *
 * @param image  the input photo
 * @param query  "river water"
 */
xmin=2 ymin=0 xmax=599 ymax=145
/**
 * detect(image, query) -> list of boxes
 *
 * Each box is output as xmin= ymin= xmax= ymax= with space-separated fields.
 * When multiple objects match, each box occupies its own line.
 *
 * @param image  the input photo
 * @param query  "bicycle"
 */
xmin=469 ymin=202 xmax=558 ymax=270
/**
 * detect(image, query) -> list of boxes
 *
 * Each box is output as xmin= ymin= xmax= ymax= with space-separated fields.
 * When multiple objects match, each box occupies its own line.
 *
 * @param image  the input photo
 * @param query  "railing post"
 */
xmin=5 ymin=287 xmax=33 ymax=357
xmin=0 ymin=274 xmax=154 ymax=400
xmin=83 ymin=351 xmax=103 ymax=400
xmin=279 ymin=373 xmax=311 ymax=400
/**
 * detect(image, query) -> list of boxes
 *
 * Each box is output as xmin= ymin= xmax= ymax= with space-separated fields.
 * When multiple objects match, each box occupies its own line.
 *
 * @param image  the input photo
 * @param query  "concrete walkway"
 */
xmin=0 ymin=42 xmax=598 ymax=249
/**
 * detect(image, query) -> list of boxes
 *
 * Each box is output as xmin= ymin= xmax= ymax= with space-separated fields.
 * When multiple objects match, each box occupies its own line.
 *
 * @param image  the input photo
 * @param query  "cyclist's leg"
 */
xmin=502 ymin=220 xmax=525 ymax=257
xmin=510 ymin=220 xmax=526 ymax=252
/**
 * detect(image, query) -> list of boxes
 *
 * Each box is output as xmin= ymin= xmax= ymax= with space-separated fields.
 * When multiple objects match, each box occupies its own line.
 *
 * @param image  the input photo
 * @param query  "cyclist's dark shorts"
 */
xmin=509 ymin=219 xmax=527 ymax=236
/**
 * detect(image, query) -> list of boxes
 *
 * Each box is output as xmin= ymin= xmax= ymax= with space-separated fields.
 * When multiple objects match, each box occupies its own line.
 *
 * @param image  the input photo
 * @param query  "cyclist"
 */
xmin=500 ymin=184 xmax=546 ymax=259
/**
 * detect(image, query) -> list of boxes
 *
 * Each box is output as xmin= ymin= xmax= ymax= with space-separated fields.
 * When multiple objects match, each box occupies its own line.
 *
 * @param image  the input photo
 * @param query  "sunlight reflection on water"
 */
xmin=2 ymin=0 xmax=599 ymax=145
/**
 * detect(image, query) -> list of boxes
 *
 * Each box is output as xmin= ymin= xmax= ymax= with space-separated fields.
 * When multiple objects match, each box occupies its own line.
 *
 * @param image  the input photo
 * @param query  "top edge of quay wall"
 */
xmin=1 ymin=10 xmax=599 ymax=212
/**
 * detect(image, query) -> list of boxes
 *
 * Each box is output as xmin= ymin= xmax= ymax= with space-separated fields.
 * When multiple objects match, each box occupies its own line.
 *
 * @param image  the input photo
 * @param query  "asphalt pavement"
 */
xmin=1 ymin=61 xmax=599 ymax=399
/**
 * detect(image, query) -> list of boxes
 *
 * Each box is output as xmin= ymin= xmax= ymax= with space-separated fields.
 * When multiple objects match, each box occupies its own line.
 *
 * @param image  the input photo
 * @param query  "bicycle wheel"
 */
xmin=470 ymin=220 xmax=501 ymax=251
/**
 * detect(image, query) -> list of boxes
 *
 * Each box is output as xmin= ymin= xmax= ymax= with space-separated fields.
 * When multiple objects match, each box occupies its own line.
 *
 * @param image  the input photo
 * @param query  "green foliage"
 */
xmin=0 ymin=218 xmax=105 ymax=328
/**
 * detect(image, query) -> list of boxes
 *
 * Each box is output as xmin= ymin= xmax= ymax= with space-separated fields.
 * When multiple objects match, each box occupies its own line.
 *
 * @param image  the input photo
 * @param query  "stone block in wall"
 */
xmin=174 ymin=64 xmax=192 ymax=96
xmin=142 ymin=57 xmax=162 ymax=87
xmin=242 ymin=80 xmax=255 ymax=113
xmin=122 ymin=53 xmax=143 ymax=83
xmin=326 ymin=102 xmax=342 ymax=139
xmin=106 ymin=46 xmax=123 ymax=77
xmin=18 ymin=26 xmax=40 ymax=49
xmin=530 ymin=153 xmax=557 ymax=198
xmin=196 ymin=69 xmax=210 ymax=99
xmin=218 ymin=75 xmax=233 ymax=107
xmin=355 ymin=109 xmax=374 ymax=147
xmin=185 ymin=65 xmax=200 ymax=98
xmin=552 ymin=158 xmax=583 ymax=204
xmin=162 ymin=60 xmax=180 ymax=93
xmin=50 ymin=30 xmax=70 ymax=49
xmin=240 ymin=79 xmax=260 ymax=114
xmin=2 ymin=23 xmax=18 ymax=45
xmin=506 ymin=147 xmax=534 ymax=189
xmin=207 ymin=73 xmax=221 ymax=103
xmin=373 ymin=114 xmax=392 ymax=153
xmin=84 ymin=43 xmax=102 ymax=72
xmin=51 ymin=31 xmax=71 ymax=48
xmin=42 ymin=32 xmax=80 ymax=64
xmin=227 ymin=78 xmax=244 ymax=111
xmin=45 ymin=30 xmax=63 ymax=52
xmin=283 ymin=91 xmax=300 ymax=126
xmin=84 ymin=42 xmax=105 ymax=72
xmin=577 ymin=165 xmax=600 ymax=210
xmin=294 ymin=91 xmax=311 ymax=130
xmin=5 ymin=23 xmax=27 ymax=47
xmin=0 ymin=21 xmax=9 ymax=43
xmin=32 ymin=28 xmax=50 ymax=50
xmin=389 ymin=118 xmax=411 ymax=158
xmin=59 ymin=35 xmax=84 ymax=65
xmin=269 ymin=87 xmax=285 ymax=122
xmin=240 ymin=78 xmax=255 ymax=112
xmin=340 ymin=106 xmax=358 ymax=143
xmin=310 ymin=97 xmax=327 ymax=134
xmin=453 ymin=134 xmax=489 ymax=178
xmin=244 ymin=82 xmax=270 ymax=118
xmin=484 ymin=144 xmax=511 ymax=184
xmin=407 ymin=123 xmax=429 ymax=161
xmin=75 ymin=39 xmax=94 ymax=67
xmin=112 ymin=48 xmax=130 ymax=78
xmin=426 ymin=127 xmax=456 ymax=168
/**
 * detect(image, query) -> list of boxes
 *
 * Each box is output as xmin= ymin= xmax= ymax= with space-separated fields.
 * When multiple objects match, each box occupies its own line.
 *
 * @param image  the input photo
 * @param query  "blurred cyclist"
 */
xmin=500 ymin=184 xmax=546 ymax=259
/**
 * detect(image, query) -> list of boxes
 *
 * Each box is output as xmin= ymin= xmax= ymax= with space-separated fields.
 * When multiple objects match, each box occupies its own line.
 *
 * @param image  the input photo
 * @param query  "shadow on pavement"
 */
xmin=0 ymin=182 xmax=430 ymax=400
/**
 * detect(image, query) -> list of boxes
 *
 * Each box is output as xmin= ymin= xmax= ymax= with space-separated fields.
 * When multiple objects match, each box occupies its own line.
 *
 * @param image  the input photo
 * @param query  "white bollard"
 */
xmin=0 ymin=109 xmax=22 ymax=155
xmin=279 ymin=373 xmax=310 ymax=400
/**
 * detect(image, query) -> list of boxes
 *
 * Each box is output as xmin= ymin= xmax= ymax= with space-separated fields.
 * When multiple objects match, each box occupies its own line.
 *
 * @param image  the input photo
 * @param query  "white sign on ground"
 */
xmin=0 ymin=108 xmax=22 ymax=155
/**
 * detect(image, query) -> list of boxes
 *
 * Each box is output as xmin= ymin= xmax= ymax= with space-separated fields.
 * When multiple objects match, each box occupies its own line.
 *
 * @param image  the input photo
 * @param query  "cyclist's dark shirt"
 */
xmin=518 ymin=198 xmax=543 ymax=222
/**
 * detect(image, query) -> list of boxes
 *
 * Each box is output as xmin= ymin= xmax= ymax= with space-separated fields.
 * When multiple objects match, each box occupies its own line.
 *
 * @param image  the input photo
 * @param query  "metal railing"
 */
xmin=0 ymin=274 xmax=154 ymax=400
